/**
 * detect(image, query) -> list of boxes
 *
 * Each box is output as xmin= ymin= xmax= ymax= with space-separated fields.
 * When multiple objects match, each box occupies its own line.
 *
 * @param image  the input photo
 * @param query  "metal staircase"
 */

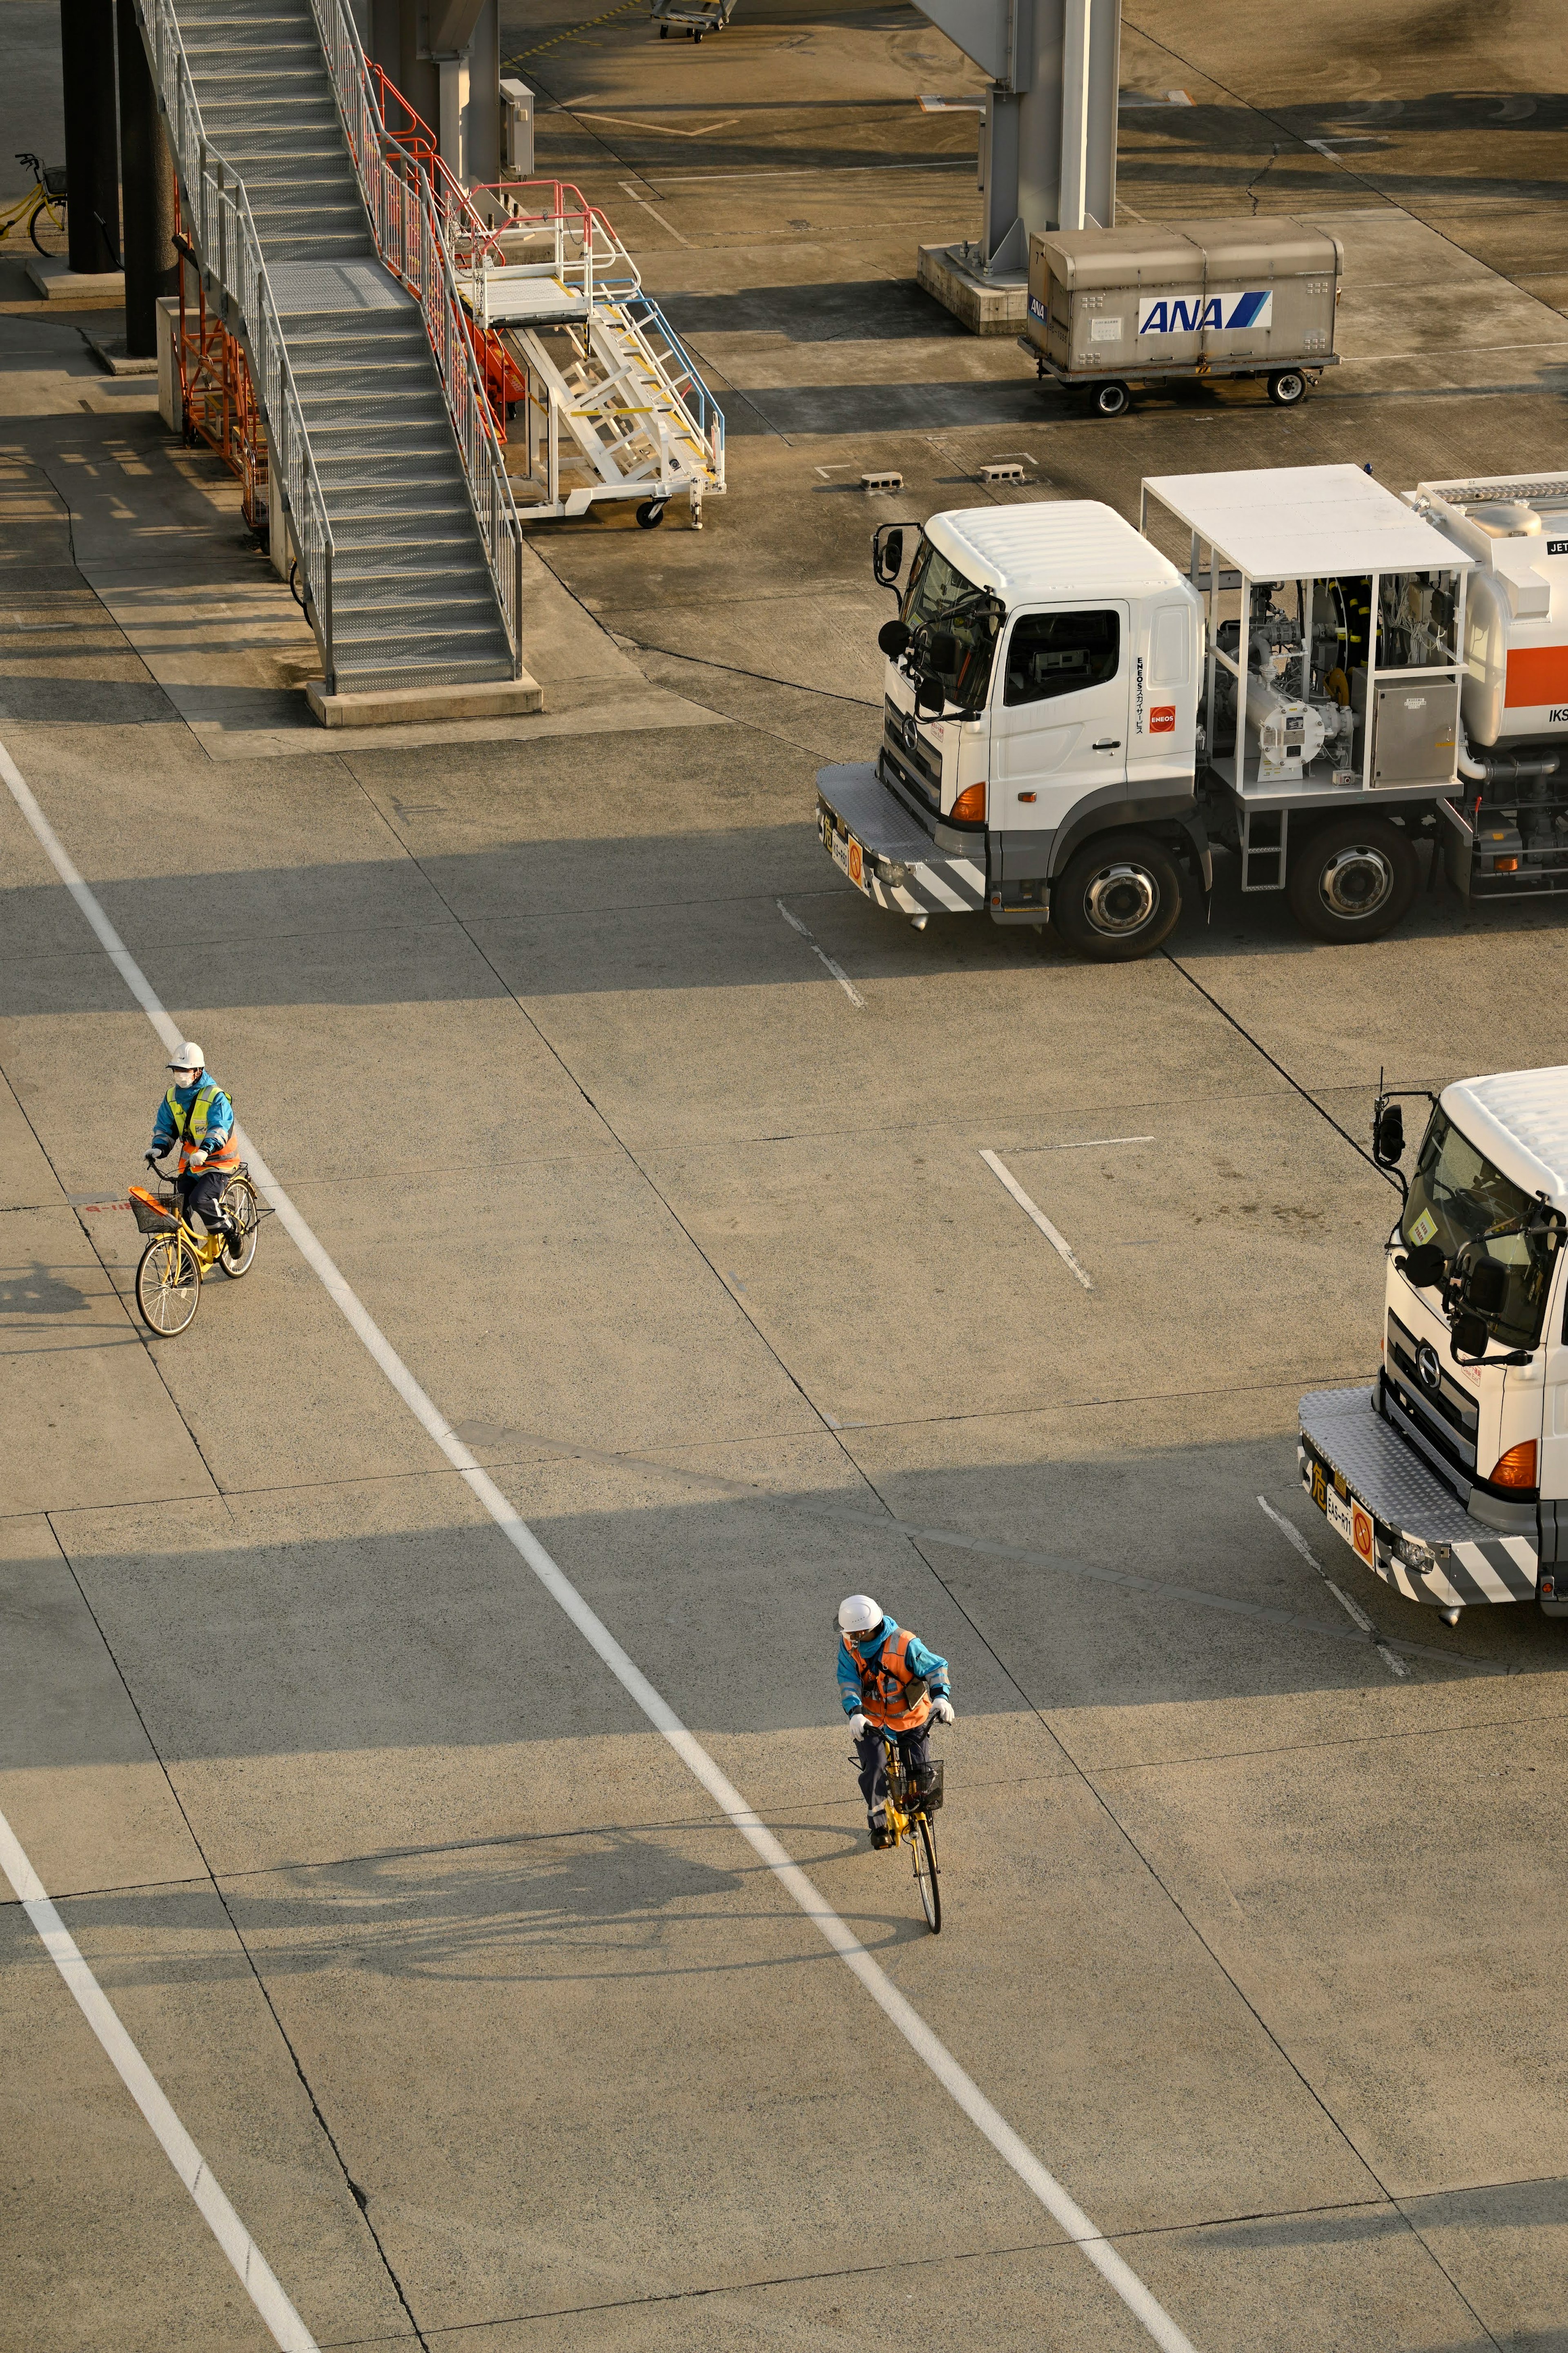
xmin=135 ymin=0 xmax=526 ymax=698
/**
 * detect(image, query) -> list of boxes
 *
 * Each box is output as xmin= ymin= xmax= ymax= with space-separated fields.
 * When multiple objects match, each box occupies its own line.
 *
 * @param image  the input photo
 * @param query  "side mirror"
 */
xmin=878 ymin=618 xmax=911 ymax=659
xmin=914 ymin=672 xmax=945 ymax=719
xmin=925 ymin=630 xmax=959 ymax=674
xmin=1461 ymin=1256 xmax=1508 ymax=1316
xmin=1373 ymin=1103 xmax=1405 ymax=1167
xmin=873 ymin=526 xmax=904 ymax=586
xmin=1451 ymin=1309 xmax=1490 ymax=1365
xmin=1395 ymin=1241 xmax=1445 ymax=1290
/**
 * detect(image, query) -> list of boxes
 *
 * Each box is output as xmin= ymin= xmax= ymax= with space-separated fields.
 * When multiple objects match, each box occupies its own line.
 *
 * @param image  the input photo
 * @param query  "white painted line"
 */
xmin=1325 ymin=1579 xmax=1376 ymax=1635
xmin=616 ymin=180 xmax=692 ymax=245
xmin=582 ymin=111 xmax=739 ymax=136
xmin=1256 ymin=1497 xmax=1407 ymax=1679
xmin=4 ymin=738 xmax=1197 ymax=2353
xmin=980 ymin=1149 xmax=1094 ymax=1290
xmin=0 ymin=1809 xmax=318 ymax=2353
xmin=775 ymin=898 xmax=865 ymax=1008
xmin=1035 ymin=1135 xmax=1154 ymax=1151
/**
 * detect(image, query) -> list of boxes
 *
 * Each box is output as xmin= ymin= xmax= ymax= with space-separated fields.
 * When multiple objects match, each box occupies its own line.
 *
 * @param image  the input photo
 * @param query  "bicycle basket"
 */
xmin=42 ymin=165 xmax=68 ymax=197
xmin=129 ymin=1184 xmax=180 ymax=1234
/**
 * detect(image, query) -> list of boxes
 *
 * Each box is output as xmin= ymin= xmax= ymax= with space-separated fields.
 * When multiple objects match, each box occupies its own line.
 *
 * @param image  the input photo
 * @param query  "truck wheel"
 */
xmin=1053 ymin=834 xmax=1182 ymax=961
xmin=1092 ymin=380 xmax=1131 ymax=418
xmin=1286 ymin=814 xmax=1418 ymax=942
xmin=1267 ymin=369 xmax=1307 ymax=406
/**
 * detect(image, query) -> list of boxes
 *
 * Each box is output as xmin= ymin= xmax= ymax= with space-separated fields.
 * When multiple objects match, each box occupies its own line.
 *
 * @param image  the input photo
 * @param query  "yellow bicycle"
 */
xmin=128 ymin=1158 xmax=261 ymax=1336
xmin=879 ymin=1732 xmax=943 ymax=1934
xmin=1 ymin=154 xmax=68 ymax=256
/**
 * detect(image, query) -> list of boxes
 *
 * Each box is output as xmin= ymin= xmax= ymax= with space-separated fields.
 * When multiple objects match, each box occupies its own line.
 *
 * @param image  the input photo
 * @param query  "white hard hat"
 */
xmin=167 ymin=1042 xmax=204 ymax=1072
xmin=837 ymin=1594 xmax=882 ymax=1635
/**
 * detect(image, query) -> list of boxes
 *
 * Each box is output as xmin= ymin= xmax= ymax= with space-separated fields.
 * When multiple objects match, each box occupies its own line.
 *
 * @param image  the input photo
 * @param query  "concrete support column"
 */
xmin=60 ymin=0 xmax=121 ymax=272
xmin=116 ymin=0 xmax=177 ymax=358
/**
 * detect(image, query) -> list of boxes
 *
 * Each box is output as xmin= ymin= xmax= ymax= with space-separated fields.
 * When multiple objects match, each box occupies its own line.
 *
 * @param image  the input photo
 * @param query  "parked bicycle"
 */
xmin=878 ymin=1730 xmax=943 ymax=1933
xmin=128 ymin=1154 xmax=261 ymax=1336
xmin=1 ymin=154 xmax=67 ymax=255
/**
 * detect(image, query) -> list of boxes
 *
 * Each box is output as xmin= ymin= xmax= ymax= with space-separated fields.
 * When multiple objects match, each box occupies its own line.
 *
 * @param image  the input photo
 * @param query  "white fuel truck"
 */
xmin=1300 ymin=1071 xmax=1568 ymax=1626
xmin=817 ymin=464 xmax=1568 ymax=957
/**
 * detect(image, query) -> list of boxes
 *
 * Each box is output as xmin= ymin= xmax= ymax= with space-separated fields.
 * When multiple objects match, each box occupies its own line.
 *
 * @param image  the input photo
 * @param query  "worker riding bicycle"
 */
xmin=836 ymin=1594 xmax=954 ymax=1849
xmin=146 ymin=1041 xmax=243 ymax=1257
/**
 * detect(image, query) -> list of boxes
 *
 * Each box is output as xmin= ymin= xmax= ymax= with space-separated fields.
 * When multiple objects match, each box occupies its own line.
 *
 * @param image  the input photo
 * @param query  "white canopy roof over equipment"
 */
xmin=1143 ymin=465 xmax=1474 ymax=582
xmin=1443 ymin=1068 xmax=1568 ymax=1206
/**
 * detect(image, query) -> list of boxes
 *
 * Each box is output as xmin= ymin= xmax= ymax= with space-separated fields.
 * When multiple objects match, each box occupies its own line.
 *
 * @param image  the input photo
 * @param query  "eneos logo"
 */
xmin=1138 ymin=290 xmax=1273 ymax=336
xmin=1150 ymin=705 xmax=1176 ymax=732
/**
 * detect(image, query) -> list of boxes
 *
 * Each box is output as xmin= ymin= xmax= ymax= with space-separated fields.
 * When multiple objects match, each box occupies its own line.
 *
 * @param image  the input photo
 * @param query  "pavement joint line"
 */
xmin=0 ymin=1805 xmax=319 ymax=2352
xmin=2 ymin=737 xmax=1200 ymax=2353
xmin=1257 ymin=1496 xmax=1412 ymax=1679
xmin=773 ymin=897 xmax=866 ymax=1006
xmin=980 ymin=1149 xmax=1095 ymax=1289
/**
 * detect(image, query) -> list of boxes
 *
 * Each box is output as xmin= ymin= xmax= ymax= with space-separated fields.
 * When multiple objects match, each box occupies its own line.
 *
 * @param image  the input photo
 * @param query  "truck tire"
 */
xmin=1092 ymin=380 xmax=1131 ymax=418
xmin=1267 ymin=369 xmax=1307 ymax=406
xmin=1285 ymin=814 xmax=1418 ymax=942
xmin=1053 ymin=834 xmax=1183 ymax=961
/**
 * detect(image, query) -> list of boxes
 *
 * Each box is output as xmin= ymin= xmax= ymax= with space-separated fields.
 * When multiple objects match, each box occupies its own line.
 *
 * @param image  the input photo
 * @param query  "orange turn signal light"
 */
xmin=1490 ymin=1440 xmax=1537 ymax=1490
xmin=951 ymin=781 xmax=987 ymax=823
xmin=1494 ymin=856 xmax=1520 ymax=873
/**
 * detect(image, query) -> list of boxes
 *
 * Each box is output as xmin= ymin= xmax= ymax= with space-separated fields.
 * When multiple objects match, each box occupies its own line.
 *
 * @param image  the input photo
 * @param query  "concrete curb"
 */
xmin=304 ymin=673 xmax=544 ymax=727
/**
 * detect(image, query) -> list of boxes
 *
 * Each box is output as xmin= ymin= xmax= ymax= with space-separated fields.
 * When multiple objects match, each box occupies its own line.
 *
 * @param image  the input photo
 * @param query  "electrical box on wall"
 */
xmin=501 ymin=78 xmax=534 ymax=176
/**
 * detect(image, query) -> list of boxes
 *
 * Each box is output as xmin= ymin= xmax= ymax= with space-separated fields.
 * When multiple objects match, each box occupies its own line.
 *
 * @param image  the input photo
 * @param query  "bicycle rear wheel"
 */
xmin=29 ymin=196 xmax=62 ymax=256
xmin=218 ymin=1175 xmax=259 ymax=1277
xmin=912 ymin=1813 xmax=941 ymax=1934
xmin=136 ymin=1234 xmax=201 ymax=1335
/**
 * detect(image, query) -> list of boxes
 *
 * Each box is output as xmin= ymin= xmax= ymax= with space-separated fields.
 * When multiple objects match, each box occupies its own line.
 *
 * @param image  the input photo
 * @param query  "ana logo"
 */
xmin=1138 ymin=289 xmax=1274 ymax=336
xmin=1029 ymin=294 xmax=1047 ymax=321
xmin=1150 ymin=705 xmax=1176 ymax=732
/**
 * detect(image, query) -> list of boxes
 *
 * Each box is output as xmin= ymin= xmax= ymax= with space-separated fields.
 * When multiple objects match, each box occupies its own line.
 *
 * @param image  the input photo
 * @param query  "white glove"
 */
xmin=188 ymin=1149 xmax=207 ymax=1169
xmin=848 ymin=1712 xmax=870 ymax=1738
xmin=931 ymin=1696 xmax=955 ymax=1724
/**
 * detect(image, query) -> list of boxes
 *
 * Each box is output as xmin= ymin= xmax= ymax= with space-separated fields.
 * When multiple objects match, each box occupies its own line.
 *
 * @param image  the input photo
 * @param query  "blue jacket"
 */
xmin=151 ymin=1073 xmax=233 ymax=1157
xmin=837 ymin=1616 xmax=950 ymax=1718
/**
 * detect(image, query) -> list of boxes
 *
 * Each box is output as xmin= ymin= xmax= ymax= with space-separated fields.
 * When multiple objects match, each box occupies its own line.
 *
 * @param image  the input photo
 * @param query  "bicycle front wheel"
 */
xmin=912 ymin=1813 xmax=941 ymax=1934
xmin=218 ymin=1175 xmax=259 ymax=1278
xmin=136 ymin=1234 xmax=201 ymax=1335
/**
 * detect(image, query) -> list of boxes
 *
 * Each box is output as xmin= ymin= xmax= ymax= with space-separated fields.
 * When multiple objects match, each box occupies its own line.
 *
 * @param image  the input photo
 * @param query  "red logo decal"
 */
xmin=1149 ymin=705 xmax=1176 ymax=733
xmin=847 ymin=839 xmax=864 ymax=885
xmin=1352 ymin=1504 xmax=1374 ymax=1564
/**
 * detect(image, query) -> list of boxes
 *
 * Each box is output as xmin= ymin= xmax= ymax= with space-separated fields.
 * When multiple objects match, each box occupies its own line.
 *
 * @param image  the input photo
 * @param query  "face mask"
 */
xmin=172 ymin=1070 xmax=198 ymax=1086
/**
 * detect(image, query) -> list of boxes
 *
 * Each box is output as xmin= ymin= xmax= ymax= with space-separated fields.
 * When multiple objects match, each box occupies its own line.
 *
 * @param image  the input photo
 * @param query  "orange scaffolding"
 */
xmin=172 ymin=185 xmax=268 ymax=533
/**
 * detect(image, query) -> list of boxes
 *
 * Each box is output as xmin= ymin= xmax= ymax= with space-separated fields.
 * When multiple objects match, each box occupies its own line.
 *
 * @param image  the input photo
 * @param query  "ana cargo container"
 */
xmin=816 ymin=464 xmax=1489 ymax=959
xmin=1021 ymin=218 xmax=1342 ymax=417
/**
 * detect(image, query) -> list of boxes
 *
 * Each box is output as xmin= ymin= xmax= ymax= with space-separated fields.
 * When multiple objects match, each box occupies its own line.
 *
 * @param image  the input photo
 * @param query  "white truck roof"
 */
xmin=1143 ymin=465 xmax=1473 ymax=582
xmin=1443 ymin=1068 xmax=1568 ymax=1205
xmin=927 ymin=502 xmax=1184 ymax=603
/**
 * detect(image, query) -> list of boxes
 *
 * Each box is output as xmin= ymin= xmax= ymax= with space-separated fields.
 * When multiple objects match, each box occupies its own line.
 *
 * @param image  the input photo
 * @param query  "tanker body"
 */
xmin=1408 ymin=474 xmax=1568 ymax=903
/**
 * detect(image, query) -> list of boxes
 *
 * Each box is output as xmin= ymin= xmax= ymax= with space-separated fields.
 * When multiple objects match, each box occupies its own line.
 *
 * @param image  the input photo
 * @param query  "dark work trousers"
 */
xmin=855 ymin=1723 xmax=933 ymax=1822
xmin=176 ymin=1168 xmax=234 ymax=1236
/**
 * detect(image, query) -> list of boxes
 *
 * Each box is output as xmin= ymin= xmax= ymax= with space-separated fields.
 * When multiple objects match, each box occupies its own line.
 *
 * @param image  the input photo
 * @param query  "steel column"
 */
xmin=60 ymin=0 xmax=122 ymax=272
xmin=118 ymin=0 xmax=177 ymax=354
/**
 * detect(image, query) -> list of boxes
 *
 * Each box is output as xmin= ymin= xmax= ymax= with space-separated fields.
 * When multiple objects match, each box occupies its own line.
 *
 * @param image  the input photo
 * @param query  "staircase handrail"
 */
xmin=624 ymin=293 xmax=726 ymax=493
xmin=308 ymin=0 xmax=525 ymax=673
xmin=132 ymin=0 xmax=339 ymax=683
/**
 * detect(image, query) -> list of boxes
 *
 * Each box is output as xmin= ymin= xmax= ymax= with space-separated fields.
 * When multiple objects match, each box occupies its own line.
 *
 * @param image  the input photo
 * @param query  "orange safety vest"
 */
xmin=845 ymin=1625 xmax=931 ymax=1732
xmin=165 ymin=1079 xmax=240 ymax=1175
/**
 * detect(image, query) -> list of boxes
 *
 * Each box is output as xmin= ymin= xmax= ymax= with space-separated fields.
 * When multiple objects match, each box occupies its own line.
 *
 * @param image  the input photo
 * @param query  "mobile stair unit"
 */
xmin=366 ymin=87 xmax=725 ymax=532
xmin=468 ymin=189 xmax=726 ymax=529
xmin=132 ymin=0 xmax=532 ymax=703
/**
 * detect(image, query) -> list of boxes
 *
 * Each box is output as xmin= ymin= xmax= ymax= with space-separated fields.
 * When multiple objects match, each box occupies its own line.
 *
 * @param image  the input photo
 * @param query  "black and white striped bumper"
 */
xmin=1298 ymin=1385 xmax=1538 ymax=1609
xmin=817 ymin=763 xmax=986 ymax=917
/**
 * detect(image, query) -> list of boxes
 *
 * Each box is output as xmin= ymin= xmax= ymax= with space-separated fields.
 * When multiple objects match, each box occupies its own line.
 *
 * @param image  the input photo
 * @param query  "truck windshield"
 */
xmin=901 ymin=538 xmax=1000 ymax=712
xmin=1402 ymin=1110 xmax=1557 ymax=1349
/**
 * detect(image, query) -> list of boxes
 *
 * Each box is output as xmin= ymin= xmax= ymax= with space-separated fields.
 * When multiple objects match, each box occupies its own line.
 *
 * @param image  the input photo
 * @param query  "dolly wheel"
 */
xmin=1092 ymin=380 xmax=1131 ymax=418
xmin=1268 ymin=369 xmax=1307 ymax=406
xmin=636 ymin=500 xmax=666 ymax=529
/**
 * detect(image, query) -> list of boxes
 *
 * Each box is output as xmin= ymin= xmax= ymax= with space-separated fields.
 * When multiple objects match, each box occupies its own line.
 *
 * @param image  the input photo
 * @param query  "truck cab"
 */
xmin=817 ymin=503 xmax=1208 ymax=959
xmin=1300 ymin=1069 xmax=1568 ymax=1624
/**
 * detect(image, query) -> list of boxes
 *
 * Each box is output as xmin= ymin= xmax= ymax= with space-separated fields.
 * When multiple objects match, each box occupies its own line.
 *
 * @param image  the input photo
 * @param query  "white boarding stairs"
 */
xmin=458 ymin=192 xmax=726 ymax=527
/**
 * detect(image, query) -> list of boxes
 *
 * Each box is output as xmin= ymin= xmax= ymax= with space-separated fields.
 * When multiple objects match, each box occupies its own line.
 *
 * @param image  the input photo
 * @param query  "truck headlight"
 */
xmin=1393 ymin=1535 xmax=1448 ymax=1574
xmin=884 ymin=861 xmax=910 ymax=887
